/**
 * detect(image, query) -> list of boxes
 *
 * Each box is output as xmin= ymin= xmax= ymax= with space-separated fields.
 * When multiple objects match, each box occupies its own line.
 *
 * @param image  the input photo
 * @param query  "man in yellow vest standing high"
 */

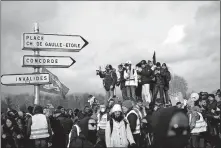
xmin=27 ymin=105 xmax=52 ymax=148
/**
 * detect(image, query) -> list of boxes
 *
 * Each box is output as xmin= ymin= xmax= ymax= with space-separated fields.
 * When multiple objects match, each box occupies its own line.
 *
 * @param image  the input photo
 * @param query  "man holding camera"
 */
xmin=97 ymin=64 xmax=117 ymax=105
xmin=124 ymin=61 xmax=138 ymax=103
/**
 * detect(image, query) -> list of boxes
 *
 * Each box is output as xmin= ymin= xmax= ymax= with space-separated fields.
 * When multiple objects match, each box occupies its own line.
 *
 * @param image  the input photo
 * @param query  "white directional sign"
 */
xmin=22 ymin=33 xmax=89 ymax=52
xmin=1 ymin=73 xmax=50 ymax=86
xmin=23 ymin=55 xmax=76 ymax=68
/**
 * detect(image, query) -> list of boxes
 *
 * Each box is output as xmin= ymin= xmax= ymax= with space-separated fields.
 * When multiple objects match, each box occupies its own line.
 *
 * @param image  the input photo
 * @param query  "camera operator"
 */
xmin=124 ymin=61 xmax=138 ymax=103
xmin=97 ymin=64 xmax=117 ymax=105
xmin=152 ymin=62 xmax=165 ymax=107
xmin=116 ymin=63 xmax=127 ymax=101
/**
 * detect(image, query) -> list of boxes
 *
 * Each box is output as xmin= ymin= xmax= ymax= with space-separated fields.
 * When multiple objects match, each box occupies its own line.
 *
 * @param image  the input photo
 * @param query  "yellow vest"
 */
xmin=190 ymin=112 xmax=207 ymax=134
xmin=97 ymin=113 xmax=108 ymax=130
xmin=126 ymin=110 xmax=140 ymax=134
xmin=30 ymin=114 xmax=50 ymax=139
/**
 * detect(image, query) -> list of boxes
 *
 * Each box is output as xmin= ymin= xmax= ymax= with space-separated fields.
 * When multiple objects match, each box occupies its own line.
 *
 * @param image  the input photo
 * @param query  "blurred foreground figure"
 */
xmin=151 ymin=107 xmax=190 ymax=148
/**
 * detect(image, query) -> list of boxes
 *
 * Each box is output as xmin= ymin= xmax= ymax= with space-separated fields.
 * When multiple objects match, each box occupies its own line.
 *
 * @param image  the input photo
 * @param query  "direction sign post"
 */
xmin=33 ymin=23 xmax=40 ymax=105
xmin=22 ymin=33 xmax=89 ymax=52
xmin=23 ymin=55 xmax=76 ymax=68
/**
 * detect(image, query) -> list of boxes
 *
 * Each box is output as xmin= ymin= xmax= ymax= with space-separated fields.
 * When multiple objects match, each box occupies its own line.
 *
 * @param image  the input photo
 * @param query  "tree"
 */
xmin=169 ymin=74 xmax=188 ymax=98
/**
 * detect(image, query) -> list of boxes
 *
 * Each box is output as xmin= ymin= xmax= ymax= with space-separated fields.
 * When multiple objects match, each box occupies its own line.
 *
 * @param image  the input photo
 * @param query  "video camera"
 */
xmin=96 ymin=66 xmax=105 ymax=75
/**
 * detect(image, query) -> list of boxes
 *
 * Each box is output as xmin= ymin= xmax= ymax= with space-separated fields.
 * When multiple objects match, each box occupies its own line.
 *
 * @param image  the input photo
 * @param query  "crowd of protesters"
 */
xmin=96 ymin=60 xmax=171 ymax=108
xmin=1 ymin=58 xmax=221 ymax=148
xmin=1 ymin=89 xmax=221 ymax=148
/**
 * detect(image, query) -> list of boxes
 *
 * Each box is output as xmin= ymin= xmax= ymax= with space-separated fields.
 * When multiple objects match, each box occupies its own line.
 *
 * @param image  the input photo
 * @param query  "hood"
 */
xmin=78 ymin=117 xmax=90 ymax=139
xmin=151 ymin=107 xmax=187 ymax=144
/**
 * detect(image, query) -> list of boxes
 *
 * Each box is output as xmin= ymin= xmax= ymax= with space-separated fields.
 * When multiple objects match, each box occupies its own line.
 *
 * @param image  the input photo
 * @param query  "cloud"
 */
xmin=1 ymin=1 xmax=220 ymax=95
xmin=163 ymin=25 xmax=185 ymax=44
xmin=161 ymin=1 xmax=220 ymax=92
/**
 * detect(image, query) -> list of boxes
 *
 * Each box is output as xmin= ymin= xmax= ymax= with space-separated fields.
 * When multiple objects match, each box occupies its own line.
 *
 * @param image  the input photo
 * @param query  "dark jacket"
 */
xmin=57 ymin=114 xmax=73 ymax=135
xmin=99 ymin=70 xmax=117 ymax=91
xmin=161 ymin=69 xmax=171 ymax=90
xmin=126 ymin=109 xmax=138 ymax=133
xmin=138 ymin=65 xmax=154 ymax=85
xmin=2 ymin=124 xmax=21 ymax=148
xmin=69 ymin=117 xmax=94 ymax=148
xmin=153 ymin=68 xmax=165 ymax=86
xmin=51 ymin=115 xmax=66 ymax=148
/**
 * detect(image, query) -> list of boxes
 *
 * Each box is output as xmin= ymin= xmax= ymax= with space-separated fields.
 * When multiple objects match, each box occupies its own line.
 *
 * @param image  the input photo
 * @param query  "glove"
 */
xmin=130 ymin=143 xmax=137 ymax=148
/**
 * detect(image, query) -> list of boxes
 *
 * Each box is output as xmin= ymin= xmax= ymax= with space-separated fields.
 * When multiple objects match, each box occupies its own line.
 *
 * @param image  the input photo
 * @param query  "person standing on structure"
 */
xmin=98 ymin=64 xmax=118 ymax=105
xmin=124 ymin=61 xmax=138 ymax=104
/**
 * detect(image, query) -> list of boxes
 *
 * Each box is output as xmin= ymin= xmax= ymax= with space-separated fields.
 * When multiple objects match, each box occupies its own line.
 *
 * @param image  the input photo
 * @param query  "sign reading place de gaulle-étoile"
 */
xmin=22 ymin=33 xmax=89 ymax=52
xmin=23 ymin=55 xmax=76 ymax=68
xmin=1 ymin=73 xmax=51 ymax=86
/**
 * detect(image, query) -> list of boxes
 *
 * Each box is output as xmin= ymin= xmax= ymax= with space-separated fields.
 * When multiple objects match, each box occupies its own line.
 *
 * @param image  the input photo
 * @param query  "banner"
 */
xmin=40 ymin=68 xmax=69 ymax=98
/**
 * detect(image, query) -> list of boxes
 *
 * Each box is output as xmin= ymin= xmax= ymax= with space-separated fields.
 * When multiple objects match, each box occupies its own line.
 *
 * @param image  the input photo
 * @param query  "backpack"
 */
xmin=110 ymin=118 xmax=127 ymax=135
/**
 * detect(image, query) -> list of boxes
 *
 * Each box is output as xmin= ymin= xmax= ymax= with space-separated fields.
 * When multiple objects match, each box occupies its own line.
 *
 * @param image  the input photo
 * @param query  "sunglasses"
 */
xmin=89 ymin=123 xmax=97 ymax=127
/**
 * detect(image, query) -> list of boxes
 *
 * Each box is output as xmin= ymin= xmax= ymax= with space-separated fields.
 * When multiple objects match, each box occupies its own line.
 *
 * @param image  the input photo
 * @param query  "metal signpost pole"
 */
xmin=34 ymin=23 xmax=40 ymax=105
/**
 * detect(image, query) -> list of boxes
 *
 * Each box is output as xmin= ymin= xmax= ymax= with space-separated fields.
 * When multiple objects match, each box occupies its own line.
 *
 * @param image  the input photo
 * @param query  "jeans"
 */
xmin=153 ymin=85 xmax=164 ymax=105
xmin=191 ymin=134 xmax=200 ymax=148
xmin=121 ymin=87 xmax=127 ymax=101
xmin=105 ymin=90 xmax=114 ymax=105
xmin=164 ymin=89 xmax=170 ymax=104
xmin=142 ymin=84 xmax=151 ymax=103
xmin=133 ymin=134 xmax=141 ymax=147
xmin=33 ymin=138 xmax=48 ymax=148
xmin=126 ymin=86 xmax=136 ymax=102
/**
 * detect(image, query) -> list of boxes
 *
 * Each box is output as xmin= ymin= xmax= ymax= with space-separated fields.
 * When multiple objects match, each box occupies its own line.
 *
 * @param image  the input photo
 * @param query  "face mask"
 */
xmin=100 ymin=108 xmax=105 ymax=113
xmin=88 ymin=130 xmax=97 ymax=144
xmin=164 ymin=135 xmax=189 ymax=148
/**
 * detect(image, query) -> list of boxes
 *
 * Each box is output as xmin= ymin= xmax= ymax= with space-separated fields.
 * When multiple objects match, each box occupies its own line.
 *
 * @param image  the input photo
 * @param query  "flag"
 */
xmin=153 ymin=51 xmax=156 ymax=65
xmin=40 ymin=68 xmax=69 ymax=99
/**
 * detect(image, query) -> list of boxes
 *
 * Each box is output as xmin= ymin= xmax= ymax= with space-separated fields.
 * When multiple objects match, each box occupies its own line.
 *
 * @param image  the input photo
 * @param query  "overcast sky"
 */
xmin=1 ymin=1 xmax=220 ymax=96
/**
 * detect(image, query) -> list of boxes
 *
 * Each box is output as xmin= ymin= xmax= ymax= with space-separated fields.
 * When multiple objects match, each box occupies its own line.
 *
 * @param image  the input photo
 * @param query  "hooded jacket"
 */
xmin=69 ymin=117 xmax=95 ymax=148
xmin=105 ymin=118 xmax=135 ymax=147
xmin=138 ymin=65 xmax=154 ymax=85
xmin=151 ymin=107 xmax=189 ymax=148
xmin=99 ymin=69 xmax=118 ymax=91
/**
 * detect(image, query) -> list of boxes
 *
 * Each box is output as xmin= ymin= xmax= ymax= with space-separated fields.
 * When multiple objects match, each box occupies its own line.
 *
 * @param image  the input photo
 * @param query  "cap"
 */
xmin=122 ymin=100 xmax=133 ymax=109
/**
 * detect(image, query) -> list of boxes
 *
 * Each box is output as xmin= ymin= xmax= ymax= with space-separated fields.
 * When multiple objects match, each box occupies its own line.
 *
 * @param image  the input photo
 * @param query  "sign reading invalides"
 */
xmin=1 ymin=73 xmax=50 ymax=86
xmin=22 ymin=33 xmax=89 ymax=52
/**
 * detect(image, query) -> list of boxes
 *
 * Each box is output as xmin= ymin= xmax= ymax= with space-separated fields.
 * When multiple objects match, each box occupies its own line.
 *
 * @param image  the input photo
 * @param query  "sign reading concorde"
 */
xmin=1 ymin=73 xmax=51 ymax=86
xmin=22 ymin=33 xmax=89 ymax=52
xmin=23 ymin=55 xmax=76 ymax=68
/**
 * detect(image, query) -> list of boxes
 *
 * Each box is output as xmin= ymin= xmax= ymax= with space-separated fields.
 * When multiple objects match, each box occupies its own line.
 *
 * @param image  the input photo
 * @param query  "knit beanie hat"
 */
xmin=57 ymin=106 xmax=64 ymax=110
xmin=111 ymin=104 xmax=122 ymax=113
xmin=190 ymin=93 xmax=199 ymax=102
xmin=208 ymin=94 xmax=215 ymax=99
xmin=122 ymin=100 xmax=133 ymax=109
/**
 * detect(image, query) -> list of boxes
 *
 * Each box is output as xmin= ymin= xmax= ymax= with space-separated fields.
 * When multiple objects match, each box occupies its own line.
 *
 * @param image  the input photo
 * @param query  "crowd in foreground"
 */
xmin=1 ymin=89 xmax=221 ymax=148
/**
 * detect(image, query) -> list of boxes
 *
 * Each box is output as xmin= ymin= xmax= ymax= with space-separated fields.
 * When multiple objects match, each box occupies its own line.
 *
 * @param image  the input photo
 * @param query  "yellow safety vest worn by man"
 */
xmin=30 ymin=114 xmax=50 ymax=139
